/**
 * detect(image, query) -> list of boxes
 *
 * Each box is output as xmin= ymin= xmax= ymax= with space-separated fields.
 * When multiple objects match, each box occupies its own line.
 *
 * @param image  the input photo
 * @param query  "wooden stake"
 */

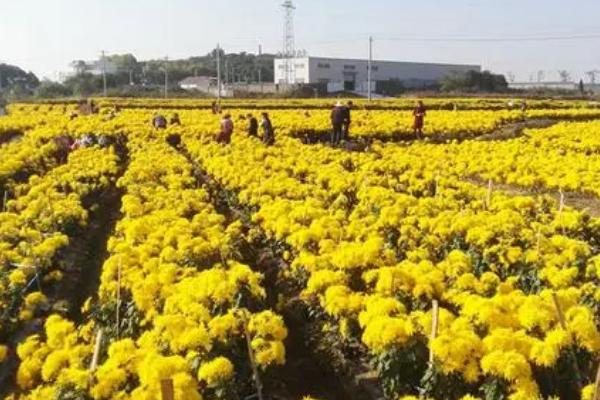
xmin=559 ymin=190 xmax=565 ymax=213
xmin=89 ymin=329 xmax=103 ymax=373
xmin=242 ymin=312 xmax=264 ymax=400
xmin=160 ymin=379 xmax=174 ymax=400
xmin=552 ymin=293 xmax=566 ymax=329
xmin=429 ymin=300 xmax=439 ymax=364
xmin=486 ymin=179 xmax=493 ymax=209
xmin=2 ymin=190 xmax=7 ymax=212
xmin=558 ymin=190 xmax=566 ymax=235
xmin=593 ymin=361 xmax=600 ymax=400
xmin=116 ymin=257 xmax=122 ymax=338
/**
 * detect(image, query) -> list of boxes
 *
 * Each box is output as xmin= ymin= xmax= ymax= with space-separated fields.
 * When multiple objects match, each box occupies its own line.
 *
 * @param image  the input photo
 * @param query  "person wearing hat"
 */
xmin=330 ymin=101 xmax=345 ymax=145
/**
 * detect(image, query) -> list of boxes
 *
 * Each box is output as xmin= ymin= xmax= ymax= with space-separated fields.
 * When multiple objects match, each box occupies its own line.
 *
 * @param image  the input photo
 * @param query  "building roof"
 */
xmin=179 ymin=76 xmax=214 ymax=86
xmin=275 ymin=56 xmax=480 ymax=69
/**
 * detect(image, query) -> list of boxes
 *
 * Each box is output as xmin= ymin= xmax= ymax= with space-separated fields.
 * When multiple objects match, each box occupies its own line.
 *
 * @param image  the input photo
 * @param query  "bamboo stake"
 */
xmin=242 ymin=312 xmax=264 ymax=400
xmin=558 ymin=190 xmax=566 ymax=235
xmin=160 ymin=379 xmax=174 ymax=400
xmin=552 ymin=292 xmax=567 ymax=328
xmin=486 ymin=179 xmax=493 ymax=209
xmin=116 ymin=257 xmax=122 ymax=338
xmin=89 ymin=329 xmax=103 ymax=373
xmin=552 ymin=292 xmax=583 ymax=390
xmin=429 ymin=300 xmax=439 ymax=364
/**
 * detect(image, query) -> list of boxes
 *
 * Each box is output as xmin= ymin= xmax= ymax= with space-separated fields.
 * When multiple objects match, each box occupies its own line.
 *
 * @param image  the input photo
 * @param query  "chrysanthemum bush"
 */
xmin=3 ymin=101 xmax=600 ymax=399
xmin=9 ymin=131 xmax=287 ymax=400
xmin=0 ymin=144 xmax=121 ymax=367
xmin=185 ymin=126 xmax=600 ymax=400
xmin=398 ymin=119 xmax=600 ymax=197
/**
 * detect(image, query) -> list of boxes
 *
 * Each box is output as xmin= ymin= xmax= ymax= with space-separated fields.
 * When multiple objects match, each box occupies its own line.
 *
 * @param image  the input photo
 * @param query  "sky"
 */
xmin=2 ymin=0 xmax=600 ymax=82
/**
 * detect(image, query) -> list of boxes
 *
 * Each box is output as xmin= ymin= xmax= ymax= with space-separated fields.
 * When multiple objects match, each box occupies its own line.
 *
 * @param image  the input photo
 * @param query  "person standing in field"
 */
xmin=216 ymin=114 xmax=234 ymax=144
xmin=330 ymin=101 xmax=345 ymax=145
xmin=247 ymin=114 xmax=259 ymax=137
xmin=170 ymin=113 xmax=181 ymax=126
xmin=520 ymin=100 xmax=528 ymax=113
xmin=261 ymin=112 xmax=275 ymax=146
xmin=413 ymin=100 xmax=426 ymax=139
xmin=152 ymin=113 xmax=167 ymax=129
xmin=342 ymin=100 xmax=353 ymax=141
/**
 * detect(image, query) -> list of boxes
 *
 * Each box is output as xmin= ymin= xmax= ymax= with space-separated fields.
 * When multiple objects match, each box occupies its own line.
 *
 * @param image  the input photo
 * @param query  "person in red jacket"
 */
xmin=216 ymin=114 xmax=234 ymax=144
xmin=413 ymin=100 xmax=426 ymax=139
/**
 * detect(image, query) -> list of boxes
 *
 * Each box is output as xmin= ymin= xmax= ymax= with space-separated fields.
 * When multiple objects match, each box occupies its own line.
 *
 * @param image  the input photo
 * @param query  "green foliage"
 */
xmin=373 ymin=341 xmax=429 ymax=399
xmin=480 ymin=378 xmax=508 ymax=400
xmin=59 ymin=49 xmax=276 ymax=98
xmin=35 ymin=81 xmax=73 ymax=98
xmin=56 ymin=385 xmax=94 ymax=400
xmin=419 ymin=364 xmax=477 ymax=400
xmin=441 ymin=70 xmax=508 ymax=93
xmin=377 ymin=79 xmax=405 ymax=96
xmin=0 ymin=63 xmax=40 ymax=98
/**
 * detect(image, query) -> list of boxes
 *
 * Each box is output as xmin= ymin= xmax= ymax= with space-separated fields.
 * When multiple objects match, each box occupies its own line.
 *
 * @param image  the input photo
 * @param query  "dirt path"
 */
xmin=474 ymin=118 xmax=556 ymax=141
xmin=465 ymin=176 xmax=600 ymax=218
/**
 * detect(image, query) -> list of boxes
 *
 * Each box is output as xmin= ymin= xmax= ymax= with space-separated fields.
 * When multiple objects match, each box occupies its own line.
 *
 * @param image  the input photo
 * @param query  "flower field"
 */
xmin=1 ymin=98 xmax=600 ymax=400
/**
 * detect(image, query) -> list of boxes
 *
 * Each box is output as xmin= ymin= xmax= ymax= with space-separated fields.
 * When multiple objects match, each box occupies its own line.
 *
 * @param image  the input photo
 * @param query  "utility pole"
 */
xmin=216 ymin=44 xmax=222 ymax=102
xmin=368 ymin=36 xmax=373 ymax=101
xmin=164 ymin=56 xmax=169 ymax=99
xmin=101 ymin=50 xmax=107 ymax=97
xmin=225 ymin=58 xmax=229 ymax=84
xmin=258 ymin=44 xmax=263 ymax=92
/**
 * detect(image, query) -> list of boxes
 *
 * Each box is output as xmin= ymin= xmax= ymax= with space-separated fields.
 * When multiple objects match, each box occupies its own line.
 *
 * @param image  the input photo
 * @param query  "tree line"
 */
xmin=1 ymin=49 xmax=277 ymax=99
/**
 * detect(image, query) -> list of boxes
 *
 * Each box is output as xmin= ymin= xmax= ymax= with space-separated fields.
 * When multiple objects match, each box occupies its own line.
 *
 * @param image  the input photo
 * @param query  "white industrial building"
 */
xmin=274 ymin=56 xmax=480 ymax=92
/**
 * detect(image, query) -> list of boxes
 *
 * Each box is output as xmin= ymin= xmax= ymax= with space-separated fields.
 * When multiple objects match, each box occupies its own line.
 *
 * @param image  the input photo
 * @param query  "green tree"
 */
xmin=0 ymin=63 xmax=40 ymax=96
xmin=441 ymin=70 xmax=508 ymax=93
xmin=35 ymin=81 xmax=73 ymax=98
xmin=63 ymin=73 xmax=102 ymax=96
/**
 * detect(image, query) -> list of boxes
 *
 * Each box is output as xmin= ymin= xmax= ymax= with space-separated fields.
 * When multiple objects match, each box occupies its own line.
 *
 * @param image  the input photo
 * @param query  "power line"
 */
xmin=377 ymin=33 xmax=600 ymax=43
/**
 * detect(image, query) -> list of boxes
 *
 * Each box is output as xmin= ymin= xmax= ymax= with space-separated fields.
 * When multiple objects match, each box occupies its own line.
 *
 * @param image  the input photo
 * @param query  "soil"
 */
xmin=474 ymin=118 xmax=556 ymax=141
xmin=0 ymin=130 xmax=23 ymax=146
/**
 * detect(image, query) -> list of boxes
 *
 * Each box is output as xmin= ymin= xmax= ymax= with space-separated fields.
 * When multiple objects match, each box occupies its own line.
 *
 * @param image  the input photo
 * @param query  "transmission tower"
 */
xmin=282 ymin=0 xmax=296 ymax=84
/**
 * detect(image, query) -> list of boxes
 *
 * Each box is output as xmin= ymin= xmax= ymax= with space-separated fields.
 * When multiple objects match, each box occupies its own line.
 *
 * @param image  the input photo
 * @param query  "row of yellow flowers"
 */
xmin=0 ymin=145 xmax=121 ymax=368
xmin=10 ymin=130 xmax=287 ymax=399
xmin=3 ymin=102 xmax=600 ymax=399
xmin=386 ymin=120 xmax=600 ymax=197
xmin=9 ymin=103 xmax=600 ymax=142
xmin=182 ymin=125 xmax=600 ymax=399
xmin=87 ymin=97 xmax=600 ymax=111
